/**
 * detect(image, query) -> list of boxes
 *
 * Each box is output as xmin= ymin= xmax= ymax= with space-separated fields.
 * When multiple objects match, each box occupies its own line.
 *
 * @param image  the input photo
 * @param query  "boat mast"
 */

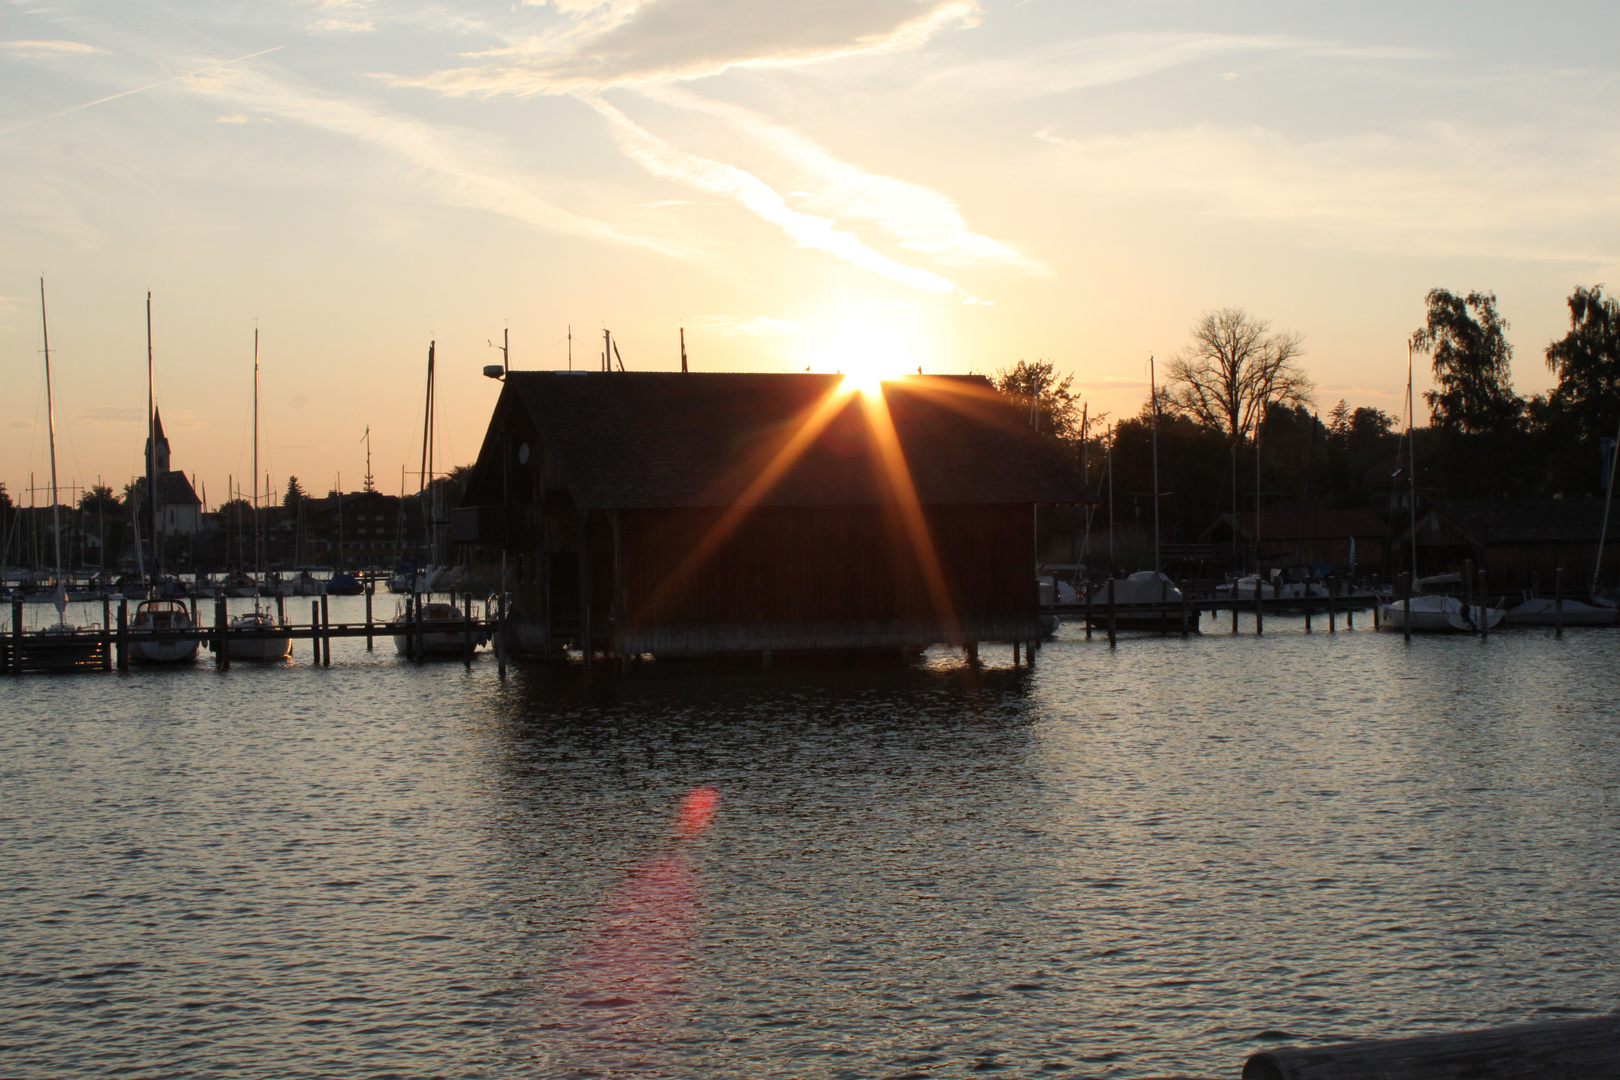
xmin=253 ymin=327 xmax=262 ymax=585
xmin=146 ymin=292 xmax=158 ymax=583
xmin=418 ymin=341 xmax=435 ymax=571
xmin=1407 ymin=341 xmax=1418 ymax=583
xmin=1593 ymin=412 xmax=1620 ymax=594
xmin=1150 ymin=354 xmax=1160 ymax=576
xmin=40 ymin=278 xmax=65 ymax=614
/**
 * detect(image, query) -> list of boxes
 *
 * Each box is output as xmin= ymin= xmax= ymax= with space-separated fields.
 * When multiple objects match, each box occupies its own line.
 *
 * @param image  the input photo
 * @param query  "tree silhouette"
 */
xmin=1166 ymin=308 xmax=1312 ymax=442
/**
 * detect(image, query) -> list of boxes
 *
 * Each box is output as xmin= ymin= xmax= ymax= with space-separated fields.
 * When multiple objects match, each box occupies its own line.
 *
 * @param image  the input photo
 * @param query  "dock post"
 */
xmin=1180 ymin=579 xmax=1190 ymax=637
xmin=1084 ymin=580 xmax=1092 ymax=640
xmin=1401 ymin=572 xmax=1411 ymax=643
xmin=11 ymin=596 xmax=22 ymax=674
xmin=496 ymin=590 xmax=507 ymax=679
xmin=214 ymin=595 xmax=226 ymax=669
xmin=1254 ymin=581 xmax=1264 ymax=635
xmin=462 ymin=593 xmax=472 ymax=668
xmin=276 ymin=593 xmax=285 ymax=621
xmin=965 ymin=641 xmax=979 ymax=664
xmin=311 ymin=601 xmax=320 ymax=665
xmin=1479 ymin=568 xmax=1489 ymax=639
xmin=1327 ymin=577 xmax=1336 ymax=632
xmin=117 ymin=599 xmax=129 ymax=670
xmin=1464 ymin=558 xmax=1476 ymax=630
xmin=414 ymin=592 xmax=425 ymax=663
xmin=1106 ymin=577 xmax=1116 ymax=648
xmin=321 ymin=594 xmax=331 ymax=666
xmin=102 ymin=595 xmax=113 ymax=670
xmin=1304 ymin=586 xmax=1312 ymax=633
xmin=1012 ymin=639 xmax=1020 ymax=665
xmin=1555 ymin=568 xmax=1564 ymax=638
xmin=365 ymin=583 xmax=374 ymax=651
xmin=1231 ymin=590 xmax=1238 ymax=634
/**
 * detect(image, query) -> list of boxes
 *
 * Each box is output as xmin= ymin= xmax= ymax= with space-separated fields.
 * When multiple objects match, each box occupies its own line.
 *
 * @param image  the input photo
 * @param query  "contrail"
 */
xmin=0 ymin=45 xmax=285 ymax=137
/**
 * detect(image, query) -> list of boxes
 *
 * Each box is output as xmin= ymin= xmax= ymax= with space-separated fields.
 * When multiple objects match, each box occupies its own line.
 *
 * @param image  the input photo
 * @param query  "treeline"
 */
xmin=993 ymin=284 xmax=1620 ymax=555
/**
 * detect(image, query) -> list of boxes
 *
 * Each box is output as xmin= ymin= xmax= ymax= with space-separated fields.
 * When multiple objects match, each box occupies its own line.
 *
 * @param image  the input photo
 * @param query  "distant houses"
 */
xmin=1200 ymin=507 xmax=1390 ymax=577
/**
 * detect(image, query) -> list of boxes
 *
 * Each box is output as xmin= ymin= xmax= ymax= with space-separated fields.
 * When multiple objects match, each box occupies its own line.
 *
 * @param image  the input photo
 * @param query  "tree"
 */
xmin=122 ymin=477 xmax=146 ymax=509
xmin=1411 ymin=289 xmax=1523 ymax=436
xmin=990 ymin=359 xmax=1085 ymax=443
xmin=1544 ymin=285 xmax=1620 ymax=449
xmin=80 ymin=484 xmax=120 ymax=515
xmin=283 ymin=476 xmax=307 ymax=508
xmin=1166 ymin=308 xmax=1312 ymax=441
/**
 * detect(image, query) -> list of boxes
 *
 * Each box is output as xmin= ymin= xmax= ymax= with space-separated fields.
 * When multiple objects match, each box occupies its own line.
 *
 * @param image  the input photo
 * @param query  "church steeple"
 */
xmin=146 ymin=408 xmax=171 ymax=473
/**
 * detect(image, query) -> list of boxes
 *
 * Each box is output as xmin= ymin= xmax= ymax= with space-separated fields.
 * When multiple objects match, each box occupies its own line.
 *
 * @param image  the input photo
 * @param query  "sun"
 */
xmin=801 ymin=305 xmax=926 ymax=395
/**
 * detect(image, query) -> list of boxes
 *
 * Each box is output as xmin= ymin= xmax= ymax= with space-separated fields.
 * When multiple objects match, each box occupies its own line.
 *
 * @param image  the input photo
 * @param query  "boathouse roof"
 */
xmin=1412 ymin=498 xmax=1620 ymax=546
xmin=468 ymin=371 xmax=1090 ymax=510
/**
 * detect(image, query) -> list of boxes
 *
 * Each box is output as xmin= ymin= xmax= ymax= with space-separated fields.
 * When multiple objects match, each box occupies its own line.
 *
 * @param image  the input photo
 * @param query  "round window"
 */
xmin=517 ymin=442 xmax=531 ymax=465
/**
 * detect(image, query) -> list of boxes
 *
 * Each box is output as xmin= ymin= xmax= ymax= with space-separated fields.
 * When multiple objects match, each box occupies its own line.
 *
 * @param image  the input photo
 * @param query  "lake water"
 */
xmin=4 ymin=598 xmax=1619 ymax=1078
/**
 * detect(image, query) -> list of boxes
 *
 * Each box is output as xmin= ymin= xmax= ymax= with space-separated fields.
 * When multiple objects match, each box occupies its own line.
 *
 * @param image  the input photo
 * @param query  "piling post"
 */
xmin=11 ymin=596 xmax=22 ymax=674
xmin=1464 ymin=558 xmax=1476 ymax=630
xmin=311 ymin=601 xmax=320 ymax=665
xmin=965 ymin=641 xmax=979 ymax=664
xmin=1254 ymin=580 xmax=1264 ymax=635
xmin=462 ymin=593 xmax=472 ymax=668
xmin=190 ymin=593 xmax=199 ymax=630
xmin=1106 ymin=576 xmax=1117 ymax=648
xmin=414 ymin=592 xmax=425 ymax=663
xmin=214 ymin=595 xmax=226 ymax=669
xmin=496 ymin=589 xmax=507 ymax=679
xmin=1401 ymin=571 xmax=1411 ymax=643
xmin=1479 ymin=568 xmax=1490 ymax=639
xmin=1084 ymin=578 xmax=1093 ymax=640
xmin=1555 ymin=567 xmax=1564 ymax=638
xmin=117 ymin=599 xmax=129 ymax=670
xmin=321 ymin=594 xmax=331 ymax=666
xmin=1304 ymin=585 xmax=1312 ymax=633
xmin=1180 ymin=579 xmax=1190 ymax=637
xmin=1327 ymin=577 xmax=1336 ymax=632
xmin=1013 ymin=639 xmax=1020 ymax=665
xmin=276 ymin=593 xmax=285 ymax=621
xmin=102 ymin=595 xmax=113 ymax=670
xmin=365 ymin=582 xmax=374 ymax=651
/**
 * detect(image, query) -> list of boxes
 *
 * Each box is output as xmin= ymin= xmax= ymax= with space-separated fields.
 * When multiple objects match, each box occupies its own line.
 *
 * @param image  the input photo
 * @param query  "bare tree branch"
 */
xmin=1165 ymin=308 xmax=1312 ymax=442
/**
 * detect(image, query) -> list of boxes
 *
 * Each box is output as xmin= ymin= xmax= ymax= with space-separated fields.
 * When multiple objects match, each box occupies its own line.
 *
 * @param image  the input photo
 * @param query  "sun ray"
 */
xmin=634 ymin=380 xmax=859 ymax=622
xmin=857 ymin=384 xmax=960 ymax=638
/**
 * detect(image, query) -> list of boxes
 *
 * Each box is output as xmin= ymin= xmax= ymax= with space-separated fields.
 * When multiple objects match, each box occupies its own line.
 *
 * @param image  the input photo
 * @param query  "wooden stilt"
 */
xmin=365 ymin=583 xmax=373 ymax=651
xmin=312 ymin=601 xmax=321 ymax=665
xmin=117 ymin=599 xmax=128 ymax=670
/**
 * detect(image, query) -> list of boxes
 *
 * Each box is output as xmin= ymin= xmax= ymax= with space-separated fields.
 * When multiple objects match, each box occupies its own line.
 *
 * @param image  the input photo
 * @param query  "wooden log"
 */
xmin=1242 ymin=1012 xmax=1620 ymax=1080
xmin=117 ymin=599 xmax=128 ymax=670
xmin=321 ymin=594 xmax=331 ymax=666
xmin=102 ymin=595 xmax=113 ymax=670
xmin=365 ymin=582 xmax=373 ymax=651
xmin=311 ymin=601 xmax=321 ymax=665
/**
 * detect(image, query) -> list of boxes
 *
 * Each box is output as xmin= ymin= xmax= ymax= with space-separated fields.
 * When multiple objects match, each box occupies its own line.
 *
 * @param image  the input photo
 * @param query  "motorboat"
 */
xmin=292 ymin=570 xmax=326 ymax=596
xmin=224 ymin=608 xmax=293 ymax=660
xmin=391 ymin=600 xmax=488 ymax=656
xmin=1215 ymin=574 xmax=1330 ymax=602
xmin=131 ymin=599 xmax=200 ymax=662
xmin=1037 ymin=574 xmax=1079 ymax=635
xmin=1379 ymin=594 xmax=1504 ymax=633
xmin=1081 ymin=571 xmax=1193 ymax=631
xmin=1503 ymin=595 xmax=1619 ymax=627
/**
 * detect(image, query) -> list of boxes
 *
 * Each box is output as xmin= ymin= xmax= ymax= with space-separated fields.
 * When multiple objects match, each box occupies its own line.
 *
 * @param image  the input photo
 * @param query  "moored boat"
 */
xmin=1379 ymin=593 xmax=1504 ymax=632
xmin=224 ymin=609 xmax=293 ymax=660
xmin=131 ymin=599 xmax=200 ymax=663
xmin=391 ymin=601 xmax=488 ymax=656
xmin=1503 ymin=595 xmax=1619 ymax=626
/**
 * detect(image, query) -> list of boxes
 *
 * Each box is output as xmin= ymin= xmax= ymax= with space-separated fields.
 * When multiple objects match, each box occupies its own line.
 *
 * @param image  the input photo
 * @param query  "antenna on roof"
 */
xmin=680 ymin=327 xmax=688 ymax=373
xmin=613 ymin=338 xmax=625 ymax=371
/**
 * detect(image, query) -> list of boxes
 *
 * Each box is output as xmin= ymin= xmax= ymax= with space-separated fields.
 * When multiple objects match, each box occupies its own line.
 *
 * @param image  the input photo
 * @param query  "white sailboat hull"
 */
xmin=1380 ymin=596 xmax=1504 ymax=632
xmin=1504 ymin=597 xmax=1620 ymax=626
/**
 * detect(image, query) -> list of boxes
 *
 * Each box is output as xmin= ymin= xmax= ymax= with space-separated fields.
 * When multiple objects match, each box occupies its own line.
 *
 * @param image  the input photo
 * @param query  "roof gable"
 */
xmin=478 ymin=371 xmax=1088 ymax=509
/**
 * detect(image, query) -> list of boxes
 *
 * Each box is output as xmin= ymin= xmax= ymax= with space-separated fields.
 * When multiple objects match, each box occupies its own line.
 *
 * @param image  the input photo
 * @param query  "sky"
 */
xmin=3 ymin=1 xmax=1618 ymax=508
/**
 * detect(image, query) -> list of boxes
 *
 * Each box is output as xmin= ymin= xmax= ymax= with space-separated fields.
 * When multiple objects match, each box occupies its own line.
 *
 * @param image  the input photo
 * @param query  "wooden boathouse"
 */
xmin=453 ymin=372 xmax=1089 ymax=660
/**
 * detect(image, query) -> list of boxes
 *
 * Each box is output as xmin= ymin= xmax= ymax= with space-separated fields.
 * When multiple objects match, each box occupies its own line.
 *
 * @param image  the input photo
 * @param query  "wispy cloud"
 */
xmin=1035 ymin=121 xmax=1620 ymax=262
xmin=1 ymin=40 xmax=110 ymax=58
xmin=644 ymin=85 xmax=1044 ymax=273
xmin=901 ymin=32 xmax=1433 ymax=105
xmin=581 ymin=92 xmax=972 ymax=298
xmin=185 ymin=67 xmax=687 ymax=257
xmin=396 ymin=0 xmax=977 ymax=96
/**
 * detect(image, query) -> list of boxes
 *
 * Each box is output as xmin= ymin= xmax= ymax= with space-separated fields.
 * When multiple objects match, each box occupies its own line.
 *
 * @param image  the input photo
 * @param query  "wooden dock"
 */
xmin=2 ymin=594 xmax=499 ymax=675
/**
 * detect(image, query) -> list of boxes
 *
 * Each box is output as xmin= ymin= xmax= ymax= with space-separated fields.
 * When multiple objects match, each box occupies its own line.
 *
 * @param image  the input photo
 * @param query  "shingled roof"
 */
xmin=471 ymin=371 xmax=1090 ymax=509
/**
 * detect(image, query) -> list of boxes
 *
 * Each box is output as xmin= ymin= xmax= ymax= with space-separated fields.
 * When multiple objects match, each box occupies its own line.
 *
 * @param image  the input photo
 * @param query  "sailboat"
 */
xmin=130 ymin=293 xmax=199 ymax=663
xmin=27 ymin=278 xmax=102 ymax=670
xmin=1380 ymin=342 xmax=1504 ymax=633
xmin=225 ymin=328 xmax=292 ymax=660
